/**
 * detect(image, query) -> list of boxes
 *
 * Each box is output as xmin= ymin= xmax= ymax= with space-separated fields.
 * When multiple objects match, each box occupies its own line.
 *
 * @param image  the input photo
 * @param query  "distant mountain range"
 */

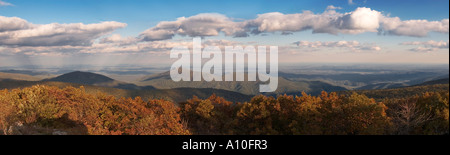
xmin=0 ymin=72 xmax=42 ymax=81
xmin=0 ymin=71 xmax=54 ymax=81
xmin=1 ymin=70 xmax=448 ymax=103
xmin=415 ymin=78 xmax=449 ymax=86
xmin=341 ymin=83 xmax=449 ymax=100
xmin=42 ymin=71 xmax=153 ymax=90
xmin=354 ymin=77 xmax=449 ymax=90
xmin=0 ymin=71 xmax=349 ymax=102
xmin=0 ymin=80 xmax=251 ymax=103
xmin=0 ymin=69 xmax=51 ymax=76
xmin=356 ymin=83 xmax=409 ymax=90
xmin=279 ymin=72 xmax=449 ymax=90
xmin=40 ymin=71 xmax=348 ymax=96
xmin=137 ymin=71 xmax=348 ymax=95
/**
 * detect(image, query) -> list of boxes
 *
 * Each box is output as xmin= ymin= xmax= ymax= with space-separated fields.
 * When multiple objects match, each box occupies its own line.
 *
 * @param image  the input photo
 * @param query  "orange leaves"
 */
xmin=1 ymin=85 xmax=448 ymax=135
xmin=0 ymin=85 xmax=190 ymax=135
xmin=178 ymin=92 xmax=394 ymax=135
xmin=180 ymin=94 xmax=240 ymax=135
xmin=317 ymin=93 xmax=390 ymax=135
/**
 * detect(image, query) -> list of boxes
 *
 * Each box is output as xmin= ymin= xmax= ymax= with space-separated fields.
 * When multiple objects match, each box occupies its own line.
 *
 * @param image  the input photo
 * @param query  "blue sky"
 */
xmin=2 ymin=0 xmax=448 ymax=34
xmin=0 ymin=0 xmax=449 ymax=66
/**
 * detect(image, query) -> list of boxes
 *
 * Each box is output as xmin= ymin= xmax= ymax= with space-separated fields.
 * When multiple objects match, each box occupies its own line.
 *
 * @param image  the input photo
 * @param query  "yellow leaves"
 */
xmin=195 ymin=100 xmax=214 ymax=119
xmin=180 ymin=94 xmax=240 ymax=135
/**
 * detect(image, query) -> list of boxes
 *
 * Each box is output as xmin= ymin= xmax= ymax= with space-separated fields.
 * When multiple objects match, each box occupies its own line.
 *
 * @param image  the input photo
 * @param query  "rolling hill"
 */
xmin=1 ymin=72 xmax=40 ymax=81
xmin=1 ymin=70 xmax=448 ymax=103
xmin=339 ymin=77 xmax=449 ymax=100
xmin=356 ymin=82 xmax=409 ymax=90
xmin=137 ymin=71 xmax=348 ymax=96
xmin=415 ymin=78 xmax=449 ymax=86
xmin=341 ymin=84 xmax=449 ymax=100
xmin=0 ymin=72 xmax=50 ymax=81
xmin=42 ymin=71 xmax=151 ymax=90
xmin=0 ymin=70 xmax=349 ymax=103
xmin=279 ymin=71 xmax=447 ymax=90
xmin=0 ymin=69 xmax=52 ymax=76
xmin=0 ymin=80 xmax=251 ymax=103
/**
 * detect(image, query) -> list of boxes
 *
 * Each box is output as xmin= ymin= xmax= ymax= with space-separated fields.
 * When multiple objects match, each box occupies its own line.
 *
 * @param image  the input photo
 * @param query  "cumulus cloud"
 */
xmin=248 ymin=7 xmax=382 ymax=35
xmin=248 ymin=7 xmax=447 ymax=37
xmin=139 ymin=7 xmax=385 ymax=40
xmin=0 ymin=0 xmax=13 ymax=6
xmin=139 ymin=13 xmax=246 ymax=41
xmin=0 ymin=16 xmax=32 ymax=32
xmin=294 ymin=40 xmax=381 ymax=51
xmin=401 ymin=40 xmax=449 ymax=52
xmin=380 ymin=18 xmax=449 ymax=37
xmin=139 ymin=7 xmax=448 ymax=41
xmin=2 ymin=6 xmax=448 ymax=56
xmin=0 ymin=16 xmax=127 ymax=46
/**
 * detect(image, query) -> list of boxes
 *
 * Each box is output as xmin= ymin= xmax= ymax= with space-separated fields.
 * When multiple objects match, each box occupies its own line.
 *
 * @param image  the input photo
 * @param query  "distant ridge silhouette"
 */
xmin=43 ymin=71 xmax=152 ymax=90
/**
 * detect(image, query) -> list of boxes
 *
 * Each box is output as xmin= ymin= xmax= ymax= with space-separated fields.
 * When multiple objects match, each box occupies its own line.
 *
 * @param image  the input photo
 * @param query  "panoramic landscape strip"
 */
xmin=0 ymin=0 xmax=448 ymax=137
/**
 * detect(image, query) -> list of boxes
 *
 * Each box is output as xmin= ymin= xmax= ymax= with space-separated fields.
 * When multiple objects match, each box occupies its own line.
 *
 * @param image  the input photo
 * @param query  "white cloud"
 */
xmin=0 ymin=16 xmax=32 ymax=32
xmin=0 ymin=15 xmax=127 ymax=46
xmin=326 ymin=5 xmax=343 ymax=10
xmin=139 ymin=7 xmax=448 ymax=40
xmin=294 ymin=40 xmax=381 ymax=52
xmin=401 ymin=40 xmax=449 ymax=48
xmin=140 ymin=7 xmax=384 ymax=39
xmin=1 ymin=6 xmax=449 ymax=56
xmin=0 ymin=0 xmax=13 ymax=6
xmin=247 ymin=7 xmax=382 ymax=35
xmin=139 ymin=13 xmax=246 ymax=41
xmin=401 ymin=40 xmax=449 ymax=52
xmin=339 ymin=7 xmax=381 ymax=32
xmin=380 ymin=18 xmax=449 ymax=37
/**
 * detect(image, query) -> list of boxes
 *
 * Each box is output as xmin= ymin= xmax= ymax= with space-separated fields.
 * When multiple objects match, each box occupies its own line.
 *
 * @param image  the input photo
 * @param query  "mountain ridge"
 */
xmin=42 ymin=71 xmax=153 ymax=90
xmin=0 ymin=80 xmax=252 ymax=103
xmin=137 ymin=71 xmax=348 ymax=96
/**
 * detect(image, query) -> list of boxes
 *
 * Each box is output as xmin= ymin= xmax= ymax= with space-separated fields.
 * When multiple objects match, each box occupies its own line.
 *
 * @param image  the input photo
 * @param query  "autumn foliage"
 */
xmin=181 ymin=92 xmax=391 ymax=135
xmin=0 ymin=85 xmax=448 ymax=135
xmin=384 ymin=91 xmax=449 ymax=135
xmin=180 ymin=92 xmax=448 ymax=135
xmin=0 ymin=85 xmax=190 ymax=135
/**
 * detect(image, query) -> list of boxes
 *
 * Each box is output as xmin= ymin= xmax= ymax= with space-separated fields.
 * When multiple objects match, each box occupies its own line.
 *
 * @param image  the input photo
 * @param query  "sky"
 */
xmin=0 ymin=0 xmax=449 ymax=68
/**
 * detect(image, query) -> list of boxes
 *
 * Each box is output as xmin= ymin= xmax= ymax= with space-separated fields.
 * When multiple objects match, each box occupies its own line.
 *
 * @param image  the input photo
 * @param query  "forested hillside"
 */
xmin=1 ymin=84 xmax=447 ymax=135
xmin=341 ymin=84 xmax=449 ymax=100
xmin=0 ymin=80 xmax=252 ymax=103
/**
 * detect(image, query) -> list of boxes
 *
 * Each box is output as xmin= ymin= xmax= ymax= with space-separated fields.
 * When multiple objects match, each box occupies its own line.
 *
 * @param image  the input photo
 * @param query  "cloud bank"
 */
xmin=0 ymin=16 xmax=127 ymax=46
xmin=294 ymin=40 xmax=381 ymax=52
xmin=139 ymin=13 xmax=247 ymax=41
xmin=0 ymin=6 xmax=448 ymax=55
xmin=139 ymin=7 xmax=449 ymax=41
xmin=401 ymin=40 xmax=449 ymax=52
